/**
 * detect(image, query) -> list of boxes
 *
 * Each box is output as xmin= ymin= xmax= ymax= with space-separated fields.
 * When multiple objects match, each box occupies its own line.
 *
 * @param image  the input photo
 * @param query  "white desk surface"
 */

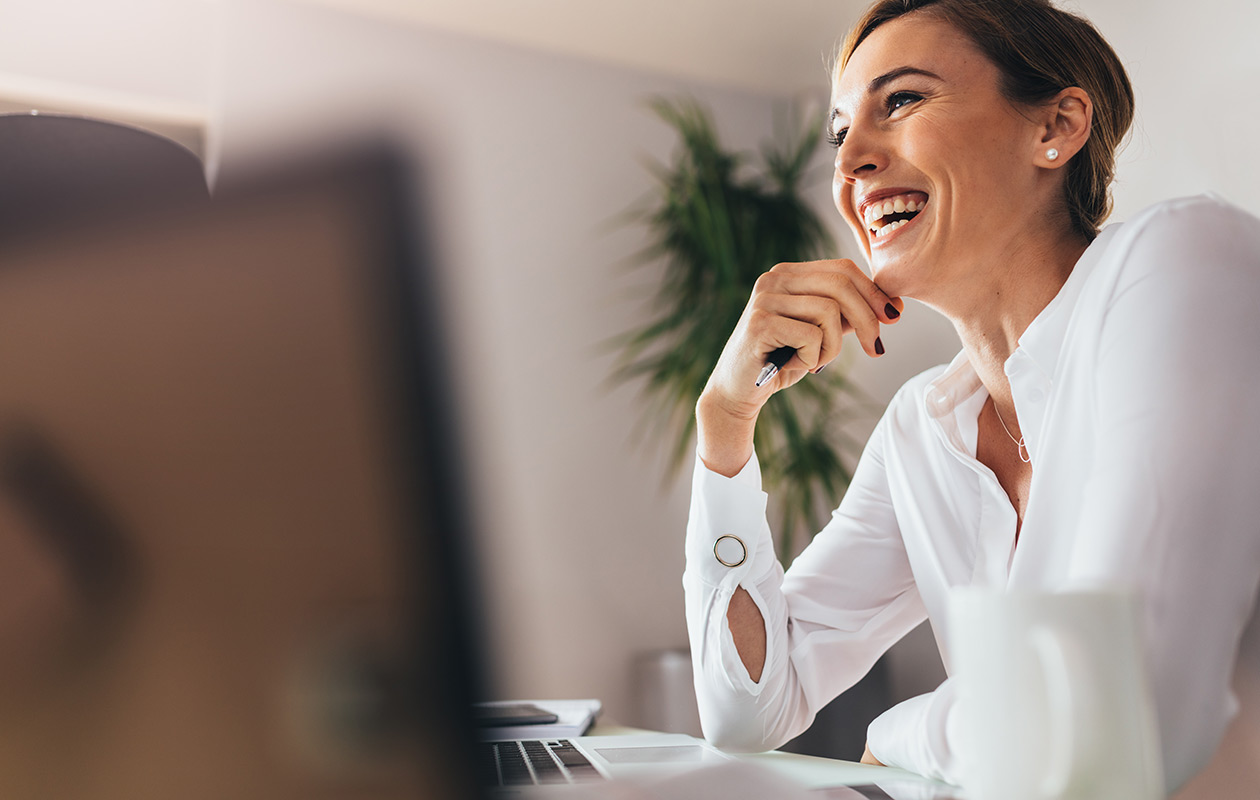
xmin=587 ymin=722 xmax=956 ymax=793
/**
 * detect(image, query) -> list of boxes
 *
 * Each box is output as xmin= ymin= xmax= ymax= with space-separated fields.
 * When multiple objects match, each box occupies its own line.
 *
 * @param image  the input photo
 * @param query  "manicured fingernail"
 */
xmin=814 ymin=362 xmax=827 ymax=374
xmin=885 ymin=303 xmax=900 ymax=319
xmin=875 ymin=337 xmax=885 ymax=356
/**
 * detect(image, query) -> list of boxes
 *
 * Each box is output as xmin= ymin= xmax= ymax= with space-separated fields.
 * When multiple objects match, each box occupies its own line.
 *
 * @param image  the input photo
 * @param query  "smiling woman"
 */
xmin=827 ymin=0 xmax=1132 ymax=309
xmin=835 ymin=0 xmax=1133 ymax=238
xmin=683 ymin=0 xmax=1260 ymax=796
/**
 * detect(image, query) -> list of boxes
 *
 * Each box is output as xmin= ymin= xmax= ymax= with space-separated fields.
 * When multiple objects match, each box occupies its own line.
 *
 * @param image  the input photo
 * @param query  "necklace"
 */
xmin=993 ymin=401 xmax=1031 ymax=464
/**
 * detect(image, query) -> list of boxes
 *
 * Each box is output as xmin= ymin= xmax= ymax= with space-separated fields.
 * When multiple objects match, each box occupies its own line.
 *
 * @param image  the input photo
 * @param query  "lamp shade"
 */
xmin=0 ymin=113 xmax=208 ymax=241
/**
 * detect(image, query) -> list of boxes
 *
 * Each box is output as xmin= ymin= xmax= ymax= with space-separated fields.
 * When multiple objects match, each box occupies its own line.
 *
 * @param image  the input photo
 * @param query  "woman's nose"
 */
xmin=835 ymin=123 xmax=887 ymax=184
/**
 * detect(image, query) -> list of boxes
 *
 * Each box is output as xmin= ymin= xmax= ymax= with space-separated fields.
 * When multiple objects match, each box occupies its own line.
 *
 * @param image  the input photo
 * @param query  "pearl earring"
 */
xmin=1046 ymin=148 xmax=1060 ymax=161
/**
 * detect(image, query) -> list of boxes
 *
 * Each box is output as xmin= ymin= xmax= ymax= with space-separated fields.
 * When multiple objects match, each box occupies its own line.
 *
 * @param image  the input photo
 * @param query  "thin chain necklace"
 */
xmin=993 ymin=401 xmax=1031 ymax=463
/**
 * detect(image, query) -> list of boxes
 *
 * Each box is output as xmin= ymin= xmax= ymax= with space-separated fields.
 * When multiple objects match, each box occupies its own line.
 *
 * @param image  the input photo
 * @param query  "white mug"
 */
xmin=949 ymin=588 xmax=1163 ymax=800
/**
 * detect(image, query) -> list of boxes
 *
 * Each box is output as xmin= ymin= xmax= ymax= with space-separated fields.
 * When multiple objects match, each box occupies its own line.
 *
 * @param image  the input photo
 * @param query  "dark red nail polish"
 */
xmin=885 ymin=303 xmax=900 ymax=319
xmin=875 ymin=337 xmax=885 ymax=356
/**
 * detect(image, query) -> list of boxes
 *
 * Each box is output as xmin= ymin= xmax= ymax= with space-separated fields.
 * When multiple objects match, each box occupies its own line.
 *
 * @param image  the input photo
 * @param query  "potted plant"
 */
xmin=611 ymin=98 xmax=872 ymax=560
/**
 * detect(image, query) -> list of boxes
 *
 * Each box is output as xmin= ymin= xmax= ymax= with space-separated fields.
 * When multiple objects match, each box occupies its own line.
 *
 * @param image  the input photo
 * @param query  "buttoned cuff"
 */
xmin=685 ymin=450 xmax=777 ymax=591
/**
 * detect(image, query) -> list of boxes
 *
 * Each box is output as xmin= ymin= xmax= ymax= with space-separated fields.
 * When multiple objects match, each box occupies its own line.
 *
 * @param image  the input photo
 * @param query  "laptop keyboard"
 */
xmin=481 ymin=739 xmax=607 ymax=786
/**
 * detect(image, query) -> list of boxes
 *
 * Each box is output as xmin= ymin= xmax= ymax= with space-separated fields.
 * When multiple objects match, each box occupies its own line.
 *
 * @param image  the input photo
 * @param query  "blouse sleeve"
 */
xmin=683 ymin=400 xmax=928 ymax=752
xmin=1063 ymin=196 xmax=1260 ymax=793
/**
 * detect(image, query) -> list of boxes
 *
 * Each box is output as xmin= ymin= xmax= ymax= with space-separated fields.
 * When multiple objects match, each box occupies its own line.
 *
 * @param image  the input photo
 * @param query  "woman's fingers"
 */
xmin=747 ymin=309 xmax=827 ymax=372
xmin=766 ymin=258 xmax=902 ymax=323
xmin=753 ymin=259 xmax=900 ymax=366
xmin=754 ymin=294 xmax=846 ymax=368
xmin=698 ymin=257 xmax=903 ymax=431
xmin=830 ymin=280 xmax=883 ymax=358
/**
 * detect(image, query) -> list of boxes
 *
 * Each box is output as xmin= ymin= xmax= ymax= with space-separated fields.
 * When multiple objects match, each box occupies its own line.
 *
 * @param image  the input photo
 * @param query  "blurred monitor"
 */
xmin=0 ymin=145 xmax=484 ymax=799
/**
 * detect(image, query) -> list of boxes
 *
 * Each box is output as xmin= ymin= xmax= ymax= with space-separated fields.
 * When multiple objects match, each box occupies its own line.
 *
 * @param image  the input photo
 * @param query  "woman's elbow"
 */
xmin=695 ymin=695 xmax=803 ymax=753
xmin=693 ymin=694 xmax=770 ymax=752
xmin=700 ymin=717 xmax=777 ymax=753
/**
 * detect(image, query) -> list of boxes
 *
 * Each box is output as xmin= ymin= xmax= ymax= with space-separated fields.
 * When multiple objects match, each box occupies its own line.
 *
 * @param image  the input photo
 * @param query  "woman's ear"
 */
xmin=1037 ymin=87 xmax=1093 ymax=168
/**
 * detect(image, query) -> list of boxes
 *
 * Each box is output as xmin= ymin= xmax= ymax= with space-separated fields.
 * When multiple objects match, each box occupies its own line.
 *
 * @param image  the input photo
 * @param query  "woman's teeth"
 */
xmin=865 ymin=195 xmax=927 ymax=237
xmin=873 ymin=217 xmax=912 ymax=238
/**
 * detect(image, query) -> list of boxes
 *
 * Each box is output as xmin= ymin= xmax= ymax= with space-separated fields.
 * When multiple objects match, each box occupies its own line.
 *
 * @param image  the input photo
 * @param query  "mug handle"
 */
xmin=1029 ymin=625 xmax=1093 ymax=797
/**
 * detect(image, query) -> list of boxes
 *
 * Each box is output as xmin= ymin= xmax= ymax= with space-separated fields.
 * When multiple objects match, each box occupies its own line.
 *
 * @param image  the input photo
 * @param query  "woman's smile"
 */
xmin=861 ymin=191 xmax=929 ymax=249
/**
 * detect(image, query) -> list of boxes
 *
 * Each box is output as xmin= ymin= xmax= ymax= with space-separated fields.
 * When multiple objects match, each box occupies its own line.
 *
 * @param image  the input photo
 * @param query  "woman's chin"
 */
xmin=870 ymin=258 xmax=913 ymax=298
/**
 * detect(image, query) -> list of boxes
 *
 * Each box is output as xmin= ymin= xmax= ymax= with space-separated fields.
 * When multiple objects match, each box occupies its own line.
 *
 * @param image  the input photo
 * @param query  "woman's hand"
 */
xmin=696 ymin=259 xmax=902 ymax=477
xmin=861 ymin=743 xmax=886 ymax=767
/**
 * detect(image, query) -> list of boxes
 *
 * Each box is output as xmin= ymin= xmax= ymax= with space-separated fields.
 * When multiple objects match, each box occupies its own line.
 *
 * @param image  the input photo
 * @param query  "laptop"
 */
xmin=481 ymin=732 xmax=735 ymax=792
xmin=0 ymin=139 xmax=740 ymax=798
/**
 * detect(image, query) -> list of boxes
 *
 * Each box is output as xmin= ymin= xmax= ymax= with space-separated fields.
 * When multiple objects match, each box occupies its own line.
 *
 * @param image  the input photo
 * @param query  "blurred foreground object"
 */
xmin=0 ymin=141 xmax=484 ymax=799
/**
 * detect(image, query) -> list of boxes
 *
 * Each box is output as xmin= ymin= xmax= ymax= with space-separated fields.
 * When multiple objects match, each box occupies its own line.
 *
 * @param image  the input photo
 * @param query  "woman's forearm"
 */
xmin=695 ymin=390 xmax=758 ymax=478
xmin=726 ymin=586 xmax=767 ymax=683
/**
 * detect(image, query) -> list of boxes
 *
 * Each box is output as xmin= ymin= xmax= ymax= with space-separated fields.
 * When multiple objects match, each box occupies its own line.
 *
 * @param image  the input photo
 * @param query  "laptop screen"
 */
xmin=0 ymin=146 xmax=484 ymax=799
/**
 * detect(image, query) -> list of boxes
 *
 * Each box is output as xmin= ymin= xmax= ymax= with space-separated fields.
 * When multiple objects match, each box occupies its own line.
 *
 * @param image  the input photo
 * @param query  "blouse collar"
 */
xmin=922 ymin=222 xmax=1122 ymax=423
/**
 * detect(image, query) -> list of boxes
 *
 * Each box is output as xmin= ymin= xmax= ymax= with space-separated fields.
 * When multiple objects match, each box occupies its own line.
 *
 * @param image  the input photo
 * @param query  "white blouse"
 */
xmin=683 ymin=194 xmax=1260 ymax=792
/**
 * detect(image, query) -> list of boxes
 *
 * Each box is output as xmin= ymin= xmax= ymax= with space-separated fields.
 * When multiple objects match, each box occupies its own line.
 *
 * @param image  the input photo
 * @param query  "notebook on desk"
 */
xmin=476 ymin=699 xmax=602 ymax=739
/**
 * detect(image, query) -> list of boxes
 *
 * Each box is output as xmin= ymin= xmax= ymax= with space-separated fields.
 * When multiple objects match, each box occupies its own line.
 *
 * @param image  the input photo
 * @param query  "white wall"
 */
xmin=1080 ymin=0 xmax=1260 ymax=221
xmin=0 ymin=0 xmax=211 ymax=103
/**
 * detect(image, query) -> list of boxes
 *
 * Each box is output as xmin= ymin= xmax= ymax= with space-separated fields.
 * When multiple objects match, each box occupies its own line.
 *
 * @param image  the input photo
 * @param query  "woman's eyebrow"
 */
xmin=833 ymin=66 xmax=944 ymax=123
xmin=867 ymin=66 xmax=943 ymax=94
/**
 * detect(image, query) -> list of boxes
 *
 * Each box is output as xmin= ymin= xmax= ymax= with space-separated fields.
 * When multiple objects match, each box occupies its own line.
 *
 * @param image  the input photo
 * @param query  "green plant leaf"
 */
xmin=610 ymin=96 xmax=869 ymax=560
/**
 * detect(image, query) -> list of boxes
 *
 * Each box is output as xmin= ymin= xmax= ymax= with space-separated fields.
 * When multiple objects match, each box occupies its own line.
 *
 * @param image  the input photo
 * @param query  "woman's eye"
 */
xmin=827 ymin=92 xmax=920 ymax=148
xmin=887 ymin=91 xmax=922 ymax=113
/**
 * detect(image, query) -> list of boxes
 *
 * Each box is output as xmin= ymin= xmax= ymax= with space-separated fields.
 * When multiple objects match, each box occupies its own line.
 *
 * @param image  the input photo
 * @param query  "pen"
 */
xmin=755 ymin=346 xmax=796 ymax=388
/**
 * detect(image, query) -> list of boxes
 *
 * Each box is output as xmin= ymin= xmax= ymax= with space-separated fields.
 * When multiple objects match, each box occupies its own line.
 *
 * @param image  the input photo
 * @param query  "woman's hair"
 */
xmin=836 ymin=0 xmax=1134 ymax=240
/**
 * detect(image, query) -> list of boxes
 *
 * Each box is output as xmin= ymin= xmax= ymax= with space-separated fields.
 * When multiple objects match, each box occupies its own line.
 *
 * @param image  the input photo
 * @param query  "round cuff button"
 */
xmin=714 ymin=535 xmax=747 ymax=568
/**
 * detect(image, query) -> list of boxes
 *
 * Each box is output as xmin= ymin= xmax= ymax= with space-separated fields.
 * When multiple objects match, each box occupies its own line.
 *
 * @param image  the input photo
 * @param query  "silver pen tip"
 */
xmin=755 ymin=364 xmax=778 ymax=388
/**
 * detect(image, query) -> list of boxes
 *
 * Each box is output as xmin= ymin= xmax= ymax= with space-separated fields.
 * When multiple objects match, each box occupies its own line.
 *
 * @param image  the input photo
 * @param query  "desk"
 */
xmin=586 ymin=722 xmax=958 ymax=795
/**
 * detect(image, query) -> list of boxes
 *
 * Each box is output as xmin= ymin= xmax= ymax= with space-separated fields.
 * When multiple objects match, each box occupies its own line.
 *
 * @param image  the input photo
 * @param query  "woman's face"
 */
xmin=831 ymin=13 xmax=1050 ymax=300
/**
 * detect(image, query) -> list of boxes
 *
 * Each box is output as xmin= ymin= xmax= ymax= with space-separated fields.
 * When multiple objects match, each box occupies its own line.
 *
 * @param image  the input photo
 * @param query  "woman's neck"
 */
xmin=936 ymin=231 xmax=1090 ymax=414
